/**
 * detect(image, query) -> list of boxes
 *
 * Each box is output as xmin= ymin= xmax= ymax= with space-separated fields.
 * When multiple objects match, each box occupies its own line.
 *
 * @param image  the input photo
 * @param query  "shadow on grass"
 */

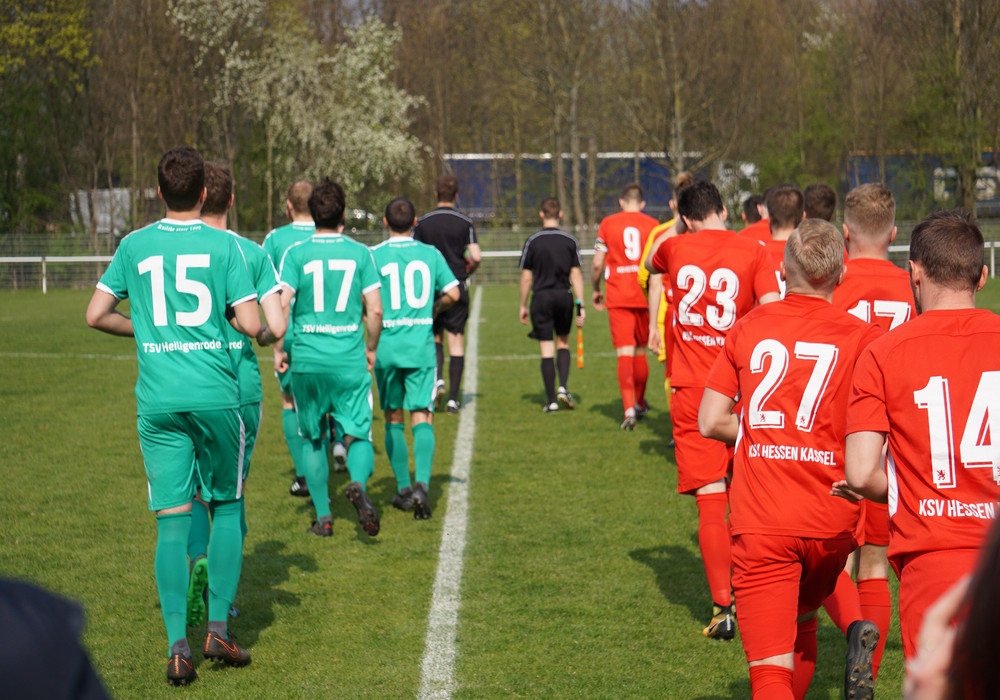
xmin=232 ymin=539 xmax=317 ymax=648
xmin=638 ymin=410 xmax=674 ymax=458
xmin=588 ymin=399 xmax=624 ymax=424
xmin=629 ymin=544 xmax=710 ymax=623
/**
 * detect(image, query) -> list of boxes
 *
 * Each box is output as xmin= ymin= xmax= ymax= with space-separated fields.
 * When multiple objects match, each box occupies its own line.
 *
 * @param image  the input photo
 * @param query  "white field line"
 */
xmin=418 ymin=286 xmax=482 ymax=700
xmin=0 ymin=351 xmax=135 ymax=361
xmin=480 ymin=351 xmax=618 ymax=361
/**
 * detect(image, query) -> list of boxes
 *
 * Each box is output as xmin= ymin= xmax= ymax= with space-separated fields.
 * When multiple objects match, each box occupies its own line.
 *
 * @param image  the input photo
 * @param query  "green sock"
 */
xmin=303 ymin=439 xmax=331 ymax=519
xmin=385 ymin=423 xmax=411 ymax=490
xmin=413 ymin=423 xmax=436 ymax=486
xmin=283 ymin=408 xmax=309 ymax=478
xmin=187 ymin=499 xmax=210 ymax=561
xmin=240 ymin=498 xmax=248 ymax=541
xmin=347 ymin=439 xmax=375 ymax=487
xmin=155 ymin=511 xmax=191 ymax=652
xmin=206 ymin=500 xmax=243 ymax=625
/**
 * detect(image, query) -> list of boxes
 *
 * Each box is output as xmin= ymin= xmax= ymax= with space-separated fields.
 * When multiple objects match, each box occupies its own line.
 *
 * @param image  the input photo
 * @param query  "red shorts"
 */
xmin=862 ymin=501 xmax=889 ymax=547
xmin=671 ymin=386 xmax=730 ymax=493
xmin=607 ymin=307 xmax=649 ymax=349
xmin=894 ymin=548 xmax=981 ymax=659
xmin=733 ymin=533 xmax=857 ymax=662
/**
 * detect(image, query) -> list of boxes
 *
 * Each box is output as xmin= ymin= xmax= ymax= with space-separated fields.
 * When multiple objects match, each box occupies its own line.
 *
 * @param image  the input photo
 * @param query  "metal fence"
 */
xmin=1 ymin=221 xmax=998 ymax=291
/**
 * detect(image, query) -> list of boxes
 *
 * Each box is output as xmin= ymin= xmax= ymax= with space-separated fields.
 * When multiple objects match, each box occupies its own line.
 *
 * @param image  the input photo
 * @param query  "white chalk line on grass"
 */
xmin=418 ymin=286 xmax=482 ymax=700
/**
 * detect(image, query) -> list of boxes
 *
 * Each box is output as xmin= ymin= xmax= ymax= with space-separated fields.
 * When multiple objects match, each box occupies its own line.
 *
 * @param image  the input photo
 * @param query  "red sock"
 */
xmin=633 ymin=353 xmax=649 ymax=407
xmin=792 ymin=617 xmax=818 ymax=700
xmin=857 ymin=578 xmax=891 ymax=680
xmin=821 ymin=569 xmax=861 ymax=635
xmin=695 ymin=492 xmax=732 ymax=606
xmin=617 ymin=356 xmax=635 ymax=413
xmin=749 ymin=665 xmax=794 ymax=700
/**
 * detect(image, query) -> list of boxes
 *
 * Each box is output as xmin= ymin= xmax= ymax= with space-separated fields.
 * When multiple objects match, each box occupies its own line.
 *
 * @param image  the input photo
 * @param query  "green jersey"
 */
xmin=226 ymin=230 xmax=281 ymax=406
xmin=97 ymin=219 xmax=257 ymax=415
xmin=280 ymin=233 xmax=381 ymax=377
xmin=369 ymin=236 xmax=458 ymax=369
xmin=263 ymin=221 xmax=315 ymax=271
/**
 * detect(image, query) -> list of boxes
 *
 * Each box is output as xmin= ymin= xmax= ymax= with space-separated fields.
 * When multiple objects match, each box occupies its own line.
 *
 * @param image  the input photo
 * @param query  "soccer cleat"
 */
xmin=446 ymin=399 xmax=461 ymax=414
xmin=635 ymin=400 xmax=649 ymax=420
xmin=620 ymin=415 xmax=637 ymax=431
xmin=845 ymin=620 xmax=879 ymax=699
xmin=434 ymin=379 xmax=446 ymax=407
xmin=331 ymin=441 xmax=347 ymax=471
xmin=289 ymin=476 xmax=310 ymax=498
xmin=306 ymin=519 xmax=332 ymax=537
xmin=166 ymin=653 xmax=197 ymax=686
xmin=412 ymin=482 xmax=432 ymax=520
xmin=203 ymin=630 xmax=251 ymax=667
xmin=556 ymin=387 xmax=575 ymax=409
xmin=392 ymin=487 xmax=414 ymax=512
xmin=186 ymin=556 xmax=208 ymax=627
xmin=345 ymin=482 xmax=380 ymax=536
xmin=543 ymin=402 xmax=559 ymax=413
xmin=703 ymin=604 xmax=735 ymax=640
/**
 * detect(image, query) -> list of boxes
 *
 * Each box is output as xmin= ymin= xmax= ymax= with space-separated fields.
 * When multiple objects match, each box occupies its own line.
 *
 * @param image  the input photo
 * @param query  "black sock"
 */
xmin=436 ymin=342 xmax=444 ymax=383
xmin=556 ymin=348 xmax=570 ymax=389
xmin=541 ymin=358 xmax=557 ymax=404
xmin=449 ymin=356 xmax=464 ymax=402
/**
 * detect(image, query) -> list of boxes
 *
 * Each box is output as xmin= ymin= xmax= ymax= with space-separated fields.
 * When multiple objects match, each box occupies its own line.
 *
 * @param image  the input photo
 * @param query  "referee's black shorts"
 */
xmin=434 ymin=281 xmax=470 ymax=335
xmin=528 ymin=288 xmax=574 ymax=341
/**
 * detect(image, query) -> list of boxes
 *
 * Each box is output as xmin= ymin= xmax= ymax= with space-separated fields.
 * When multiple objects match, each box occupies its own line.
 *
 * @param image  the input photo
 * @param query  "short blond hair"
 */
xmin=287 ymin=180 xmax=314 ymax=216
xmin=784 ymin=218 xmax=844 ymax=290
xmin=844 ymin=183 xmax=895 ymax=241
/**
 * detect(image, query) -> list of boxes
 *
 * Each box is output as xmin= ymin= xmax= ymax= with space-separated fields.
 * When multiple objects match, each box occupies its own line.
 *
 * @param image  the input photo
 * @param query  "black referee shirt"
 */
xmin=519 ymin=228 xmax=582 ymax=292
xmin=414 ymin=206 xmax=477 ymax=282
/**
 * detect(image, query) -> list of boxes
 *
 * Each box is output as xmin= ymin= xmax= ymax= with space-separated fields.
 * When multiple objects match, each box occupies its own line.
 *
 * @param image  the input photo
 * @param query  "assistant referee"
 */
xmin=518 ymin=198 xmax=586 ymax=411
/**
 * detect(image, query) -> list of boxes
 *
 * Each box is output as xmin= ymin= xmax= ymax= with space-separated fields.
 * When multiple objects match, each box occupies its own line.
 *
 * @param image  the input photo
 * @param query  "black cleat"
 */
xmin=446 ymin=399 xmax=461 ymax=414
xmin=345 ymin=482 xmax=380 ymax=536
xmin=289 ymin=476 xmax=310 ymax=497
xmin=556 ymin=387 xmax=575 ymax=409
xmin=845 ymin=620 xmax=879 ymax=699
xmin=306 ymin=520 xmax=332 ymax=537
xmin=166 ymin=653 xmax=197 ymax=686
xmin=635 ymin=400 xmax=649 ymax=420
xmin=203 ymin=631 xmax=251 ymax=667
xmin=392 ymin=487 xmax=414 ymax=512
xmin=543 ymin=402 xmax=559 ymax=413
xmin=412 ymin=482 xmax=432 ymax=520
xmin=703 ymin=604 xmax=735 ymax=640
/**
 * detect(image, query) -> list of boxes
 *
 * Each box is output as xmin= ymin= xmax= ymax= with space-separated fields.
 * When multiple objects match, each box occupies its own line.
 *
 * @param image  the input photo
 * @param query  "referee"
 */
xmin=518 ymin=198 xmax=586 ymax=411
xmin=414 ymin=175 xmax=481 ymax=414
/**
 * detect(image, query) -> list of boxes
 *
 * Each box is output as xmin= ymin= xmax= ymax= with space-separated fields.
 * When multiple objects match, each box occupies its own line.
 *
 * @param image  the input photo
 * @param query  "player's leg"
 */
xmin=405 ymin=368 xmax=437 ymax=519
xmin=336 ymin=376 xmax=380 ymax=536
xmin=442 ymin=285 xmax=470 ymax=412
xmin=539 ymin=340 xmax=557 ymax=408
xmin=608 ymin=308 xmax=638 ymax=427
xmin=279 ymin=380 xmax=310 ymax=497
xmin=821 ymin=550 xmax=862 ymax=636
xmin=290 ymin=374 xmax=334 ymax=535
xmin=377 ymin=364 xmax=412 ymax=509
xmin=185 ymin=491 xmax=210 ymax=627
xmin=138 ymin=413 xmax=198 ymax=683
xmin=552 ymin=292 xmax=575 ymax=408
xmin=856 ymin=499 xmax=892 ymax=679
xmin=195 ymin=409 xmax=251 ymax=666
xmin=632 ymin=308 xmax=651 ymax=416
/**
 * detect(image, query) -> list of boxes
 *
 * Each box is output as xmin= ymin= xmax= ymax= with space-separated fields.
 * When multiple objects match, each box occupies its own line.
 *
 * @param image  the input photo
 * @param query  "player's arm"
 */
xmin=273 ymin=284 xmax=293 ymax=373
xmin=85 ymin=289 xmax=134 ymax=337
xmin=698 ymin=387 xmax=739 ymax=445
xmin=590 ymin=250 xmax=606 ymax=309
xmin=570 ymin=266 xmax=586 ymax=326
xmin=758 ymin=291 xmax=780 ymax=305
xmin=255 ymin=291 xmax=286 ymax=346
xmin=433 ymin=284 xmax=460 ymax=317
xmin=465 ymin=243 xmax=481 ymax=275
xmin=362 ymin=288 xmax=383 ymax=371
xmin=843 ymin=430 xmax=889 ymax=503
xmin=519 ymin=269 xmax=532 ymax=325
xmin=647 ymin=273 xmax=663 ymax=353
xmin=229 ymin=298 xmax=261 ymax=339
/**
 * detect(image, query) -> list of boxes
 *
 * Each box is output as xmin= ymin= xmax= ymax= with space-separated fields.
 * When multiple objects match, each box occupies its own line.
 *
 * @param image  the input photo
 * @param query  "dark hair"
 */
xmin=436 ymin=174 xmax=459 ymax=203
xmin=766 ymin=185 xmax=805 ymax=229
xmin=621 ymin=183 xmax=644 ymax=203
xmin=947 ymin=517 xmax=1000 ymax=698
xmin=908 ymin=209 xmax=984 ymax=291
xmin=384 ymin=197 xmax=416 ymax=233
xmin=201 ymin=162 xmax=233 ymax=217
xmin=742 ymin=194 xmax=764 ymax=223
xmin=157 ymin=147 xmax=204 ymax=212
xmin=307 ymin=178 xmax=346 ymax=229
xmin=677 ymin=180 xmax=725 ymax=222
xmin=540 ymin=197 xmax=561 ymax=220
xmin=804 ymin=183 xmax=837 ymax=221
xmin=287 ymin=180 xmax=314 ymax=216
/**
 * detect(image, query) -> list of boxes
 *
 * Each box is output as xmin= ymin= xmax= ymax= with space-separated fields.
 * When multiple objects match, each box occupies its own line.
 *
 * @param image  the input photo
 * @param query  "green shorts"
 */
xmin=276 ymin=367 xmax=293 ymax=393
xmin=291 ymin=371 xmax=372 ymax=442
xmin=137 ymin=409 xmax=245 ymax=511
xmin=239 ymin=402 xmax=262 ymax=480
xmin=375 ymin=365 xmax=436 ymax=412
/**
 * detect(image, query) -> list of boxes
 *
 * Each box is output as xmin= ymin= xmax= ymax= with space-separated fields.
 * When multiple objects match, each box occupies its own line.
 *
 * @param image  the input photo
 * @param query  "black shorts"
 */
xmin=434 ymin=282 xmax=470 ymax=336
xmin=529 ymin=288 xmax=574 ymax=341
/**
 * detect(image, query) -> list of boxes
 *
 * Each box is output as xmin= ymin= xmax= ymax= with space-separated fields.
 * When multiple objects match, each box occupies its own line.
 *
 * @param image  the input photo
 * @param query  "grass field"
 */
xmin=3 ymin=282 xmax=1000 ymax=698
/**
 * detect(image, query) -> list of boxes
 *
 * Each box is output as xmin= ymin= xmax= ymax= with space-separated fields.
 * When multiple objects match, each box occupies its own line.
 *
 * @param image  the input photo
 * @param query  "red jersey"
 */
xmin=651 ymin=229 xmax=780 ymax=387
xmin=595 ymin=210 xmax=659 ymax=309
xmin=833 ymin=257 xmax=915 ymax=332
xmin=739 ymin=218 xmax=771 ymax=244
xmin=708 ymin=295 xmax=881 ymax=538
xmin=847 ymin=308 xmax=1000 ymax=562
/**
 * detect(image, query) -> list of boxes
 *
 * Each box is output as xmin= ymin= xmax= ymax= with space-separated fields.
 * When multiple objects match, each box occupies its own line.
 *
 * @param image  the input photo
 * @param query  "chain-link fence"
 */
xmin=1 ymin=221 xmax=998 ymax=291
